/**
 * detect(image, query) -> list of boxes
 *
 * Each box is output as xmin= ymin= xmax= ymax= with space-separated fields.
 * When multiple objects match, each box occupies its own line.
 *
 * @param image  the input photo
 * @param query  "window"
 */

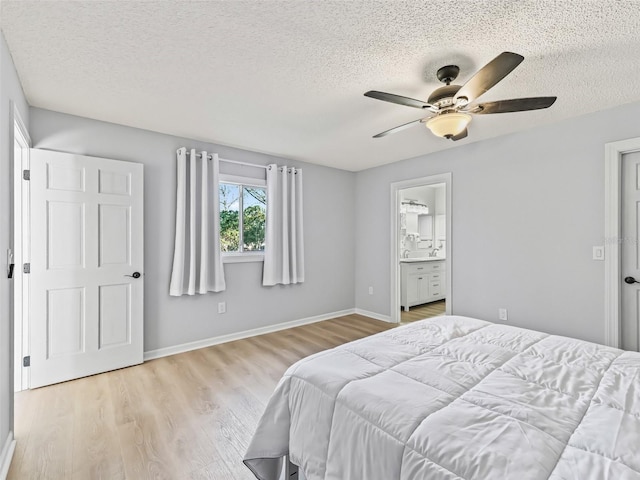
xmin=219 ymin=177 xmax=266 ymax=261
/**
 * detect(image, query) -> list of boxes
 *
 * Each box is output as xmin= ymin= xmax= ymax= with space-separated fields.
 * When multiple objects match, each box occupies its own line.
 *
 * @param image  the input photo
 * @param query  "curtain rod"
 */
xmin=193 ymin=152 xmax=268 ymax=170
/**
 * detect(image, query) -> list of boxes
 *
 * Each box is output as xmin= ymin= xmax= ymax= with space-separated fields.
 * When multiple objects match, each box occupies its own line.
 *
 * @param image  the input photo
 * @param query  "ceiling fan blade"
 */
xmin=373 ymin=118 xmax=425 ymax=138
xmin=470 ymin=96 xmax=557 ymax=114
xmin=450 ymin=128 xmax=468 ymax=141
xmin=454 ymin=52 xmax=524 ymax=103
xmin=365 ymin=91 xmax=433 ymax=109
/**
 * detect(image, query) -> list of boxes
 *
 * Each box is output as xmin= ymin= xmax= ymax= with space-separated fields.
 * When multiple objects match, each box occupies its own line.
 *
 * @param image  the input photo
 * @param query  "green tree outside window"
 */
xmin=219 ymin=183 xmax=266 ymax=252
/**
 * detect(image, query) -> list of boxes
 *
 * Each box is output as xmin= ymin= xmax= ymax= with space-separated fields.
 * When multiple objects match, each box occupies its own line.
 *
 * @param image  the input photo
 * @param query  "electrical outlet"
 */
xmin=218 ymin=302 xmax=226 ymax=314
xmin=368 ymin=286 xmax=374 ymax=295
xmin=498 ymin=308 xmax=508 ymax=321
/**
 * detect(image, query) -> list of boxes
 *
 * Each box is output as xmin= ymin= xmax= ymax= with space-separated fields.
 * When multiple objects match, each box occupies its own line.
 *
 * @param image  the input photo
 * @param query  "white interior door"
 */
xmin=29 ymin=149 xmax=144 ymax=388
xmin=621 ymin=150 xmax=640 ymax=352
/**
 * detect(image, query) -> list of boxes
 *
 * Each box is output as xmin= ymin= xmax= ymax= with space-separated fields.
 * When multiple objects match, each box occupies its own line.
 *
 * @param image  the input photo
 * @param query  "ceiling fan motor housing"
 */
xmin=427 ymin=84 xmax=462 ymax=107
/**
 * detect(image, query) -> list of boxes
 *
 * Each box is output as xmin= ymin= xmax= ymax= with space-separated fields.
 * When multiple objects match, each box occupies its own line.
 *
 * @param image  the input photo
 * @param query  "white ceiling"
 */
xmin=2 ymin=1 xmax=640 ymax=171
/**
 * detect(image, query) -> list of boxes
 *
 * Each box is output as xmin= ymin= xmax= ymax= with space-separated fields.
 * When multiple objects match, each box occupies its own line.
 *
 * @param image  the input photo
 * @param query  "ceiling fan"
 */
xmin=364 ymin=52 xmax=557 ymax=141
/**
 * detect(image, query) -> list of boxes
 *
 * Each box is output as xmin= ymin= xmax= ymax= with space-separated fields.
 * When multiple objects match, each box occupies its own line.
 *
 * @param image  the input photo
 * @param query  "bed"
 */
xmin=243 ymin=315 xmax=640 ymax=480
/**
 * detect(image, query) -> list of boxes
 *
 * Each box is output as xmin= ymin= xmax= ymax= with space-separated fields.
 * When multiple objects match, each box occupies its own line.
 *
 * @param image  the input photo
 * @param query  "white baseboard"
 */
xmin=354 ymin=308 xmax=394 ymax=323
xmin=144 ymin=308 xmax=357 ymax=361
xmin=0 ymin=431 xmax=15 ymax=480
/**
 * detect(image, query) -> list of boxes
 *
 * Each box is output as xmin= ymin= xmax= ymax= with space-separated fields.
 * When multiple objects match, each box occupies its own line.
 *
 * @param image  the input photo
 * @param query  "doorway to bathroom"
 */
xmin=390 ymin=173 xmax=452 ymax=324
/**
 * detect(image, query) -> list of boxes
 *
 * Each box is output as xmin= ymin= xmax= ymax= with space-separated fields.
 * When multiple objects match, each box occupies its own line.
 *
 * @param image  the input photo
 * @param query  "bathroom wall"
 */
xmin=400 ymin=184 xmax=445 ymax=257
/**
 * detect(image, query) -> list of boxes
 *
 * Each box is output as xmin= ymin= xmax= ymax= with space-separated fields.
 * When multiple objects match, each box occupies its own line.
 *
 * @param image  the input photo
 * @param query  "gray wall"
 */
xmin=29 ymin=108 xmax=356 ymax=353
xmin=355 ymin=100 xmax=640 ymax=345
xmin=1 ymin=32 xmax=29 ymax=450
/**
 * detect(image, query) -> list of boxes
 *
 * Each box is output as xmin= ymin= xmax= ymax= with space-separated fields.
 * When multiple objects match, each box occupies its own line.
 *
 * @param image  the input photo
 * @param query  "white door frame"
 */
xmin=12 ymin=103 xmax=31 ymax=392
xmin=604 ymin=137 xmax=640 ymax=348
xmin=390 ymin=173 xmax=452 ymax=324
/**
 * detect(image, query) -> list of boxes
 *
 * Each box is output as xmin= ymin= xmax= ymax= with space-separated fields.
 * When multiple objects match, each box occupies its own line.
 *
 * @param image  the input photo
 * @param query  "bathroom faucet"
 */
xmin=429 ymin=248 xmax=439 ymax=257
xmin=402 ymin=249 xmax=410 ymax=259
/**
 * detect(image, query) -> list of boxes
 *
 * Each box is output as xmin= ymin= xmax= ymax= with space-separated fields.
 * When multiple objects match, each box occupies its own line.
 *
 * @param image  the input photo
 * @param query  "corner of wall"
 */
xmin=1 ymin=27 xmax=30 ymax=466
xmin=0 ymin=431 xmax=16 ymax=480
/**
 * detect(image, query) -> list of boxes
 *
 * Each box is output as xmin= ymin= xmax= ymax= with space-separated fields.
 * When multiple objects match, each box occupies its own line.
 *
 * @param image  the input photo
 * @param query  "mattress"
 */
xmin=244 ymin=315 xmax=640 ymax=480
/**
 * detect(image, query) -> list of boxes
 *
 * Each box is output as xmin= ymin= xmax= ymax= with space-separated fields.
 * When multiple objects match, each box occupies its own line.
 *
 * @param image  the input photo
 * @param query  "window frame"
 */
xmin=219 ymin=173 xmax=267 ymax=264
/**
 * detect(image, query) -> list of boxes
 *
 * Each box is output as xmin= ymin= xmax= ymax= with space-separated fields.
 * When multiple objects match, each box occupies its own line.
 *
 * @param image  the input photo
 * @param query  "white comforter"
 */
xmin=244 ymin=316 xmax=640 ymax=480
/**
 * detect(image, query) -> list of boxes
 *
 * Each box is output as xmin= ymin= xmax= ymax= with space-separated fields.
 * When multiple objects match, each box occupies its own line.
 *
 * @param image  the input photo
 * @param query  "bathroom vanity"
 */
xmin=400 ymin=259 xmax=445 ymax=311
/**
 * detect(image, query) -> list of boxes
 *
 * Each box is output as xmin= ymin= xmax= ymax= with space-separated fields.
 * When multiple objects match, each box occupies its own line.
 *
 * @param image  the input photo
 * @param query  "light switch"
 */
xmin=593 ymin=246 xmax=604 ymax=261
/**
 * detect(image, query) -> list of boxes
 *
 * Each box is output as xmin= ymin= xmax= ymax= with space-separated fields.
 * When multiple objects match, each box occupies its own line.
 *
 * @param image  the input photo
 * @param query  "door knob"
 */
xmin=125 ymin=272 xmax=142 ymax=279
xmin=624 ymin=276 xmax=639 ymax=284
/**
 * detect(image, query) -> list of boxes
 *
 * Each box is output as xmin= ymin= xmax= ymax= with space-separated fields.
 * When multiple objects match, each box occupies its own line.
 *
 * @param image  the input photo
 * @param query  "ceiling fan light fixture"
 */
xmin=425 ymin=112 xmax=472 ymax=138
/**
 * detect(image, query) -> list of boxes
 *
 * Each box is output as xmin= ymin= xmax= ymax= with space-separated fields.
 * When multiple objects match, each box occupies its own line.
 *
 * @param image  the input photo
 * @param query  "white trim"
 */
xmin=604 ymin=137 xmax=640 ymax=348
xmin=390 ymin=173 xmax=453 ymax=324
xmin=12 ymin=103 xmax=29 ymax=144
xmin=143 ymin=308 xmax=356 ymax=360
xmin=0 ymin=431 xmax=16 ymax=480
xmin=222 ymin=252 xmax=264 ymax=263
xmin=354 ymin=308 xmax=392 ymax=323
xmin=12 ymin=103 xmax=31 ymax=392
xmin=219 ymin=174 xmax=266 ymax=187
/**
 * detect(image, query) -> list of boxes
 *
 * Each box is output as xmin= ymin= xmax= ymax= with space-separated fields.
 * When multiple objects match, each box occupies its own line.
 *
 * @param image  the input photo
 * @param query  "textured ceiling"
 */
xmin=2 ymin=1 xmax=640 ymax=171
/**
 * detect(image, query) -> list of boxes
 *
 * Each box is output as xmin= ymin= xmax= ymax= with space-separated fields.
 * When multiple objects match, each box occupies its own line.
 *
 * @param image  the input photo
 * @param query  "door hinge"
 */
xmin=23 ymin=169 xmax=30 ymax=181
xmin=23 ymin=356 xmax=30 ymax=367
xmin=23 ymin=263 xmax=30 ymax=274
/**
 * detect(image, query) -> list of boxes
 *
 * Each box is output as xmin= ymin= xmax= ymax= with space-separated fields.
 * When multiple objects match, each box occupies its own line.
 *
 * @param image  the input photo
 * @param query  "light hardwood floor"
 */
xmin=9 ymin=314 xmax=396 ymax=480
xmin=400 ymin=300 xmax=446 ymax=323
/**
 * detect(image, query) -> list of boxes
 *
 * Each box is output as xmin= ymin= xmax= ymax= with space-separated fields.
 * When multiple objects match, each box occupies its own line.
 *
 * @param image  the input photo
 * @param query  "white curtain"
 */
xmin=170 ymin=148 xmax=226 ymax=295
xmin=263 ymin=164 xmax=304 ymax=286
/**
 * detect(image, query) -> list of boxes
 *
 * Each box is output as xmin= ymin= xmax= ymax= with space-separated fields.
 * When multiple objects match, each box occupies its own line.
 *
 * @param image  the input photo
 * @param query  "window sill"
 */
xmin=222 ymin=253 xmax=265 ymax=264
